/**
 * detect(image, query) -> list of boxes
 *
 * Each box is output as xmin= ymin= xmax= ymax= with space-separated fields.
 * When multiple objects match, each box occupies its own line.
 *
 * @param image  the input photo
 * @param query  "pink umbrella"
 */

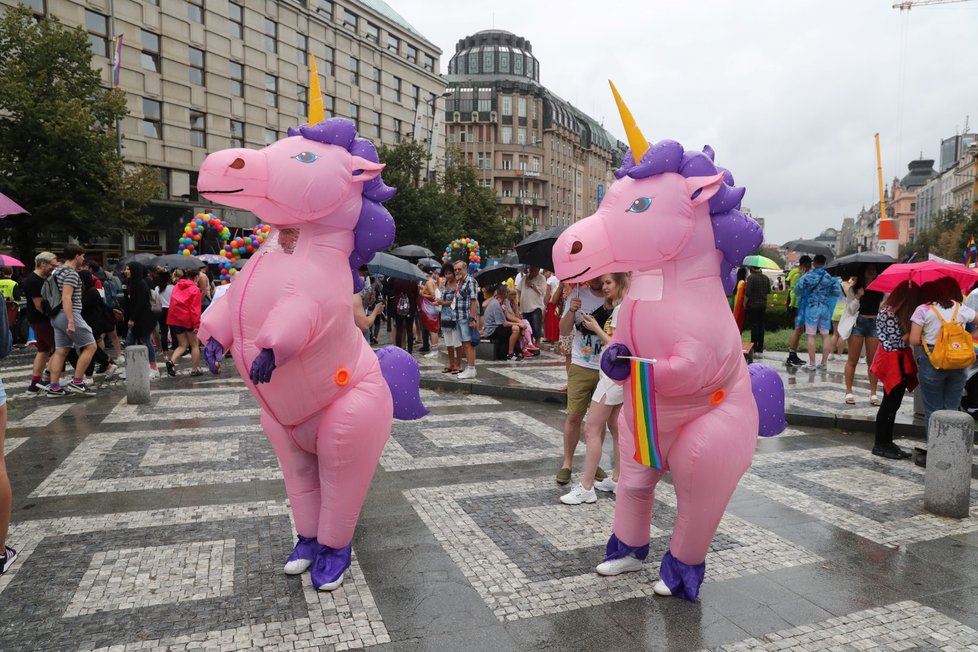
xmin=0 ymin=191 xmax=28 ymax=218
xmin=0 ymin=254 xmax=25 ymax=267
xmin=867 ymin=260 xmax=978 ymax=293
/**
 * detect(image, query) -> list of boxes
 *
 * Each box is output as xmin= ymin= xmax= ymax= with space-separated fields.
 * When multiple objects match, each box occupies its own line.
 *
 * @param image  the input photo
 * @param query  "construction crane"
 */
xmin=893 ymin=0 xmax=975 ymax=10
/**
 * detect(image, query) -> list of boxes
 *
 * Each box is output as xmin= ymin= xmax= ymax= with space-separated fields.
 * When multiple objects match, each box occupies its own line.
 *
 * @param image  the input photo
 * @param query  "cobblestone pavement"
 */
xmin=2 ymin=346 xmax=977 ymax=651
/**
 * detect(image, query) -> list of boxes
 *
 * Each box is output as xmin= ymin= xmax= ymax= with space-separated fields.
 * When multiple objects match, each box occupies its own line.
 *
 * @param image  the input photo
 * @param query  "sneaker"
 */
xmin=0 ymin=546 xmax=17 ymax=574
xmin=457 ymin=367 xmax=477 ymax=380
xmin=190 ymin=369 xmax=203 ymax=377
xmin=64 ymin=381 xmax=95 ymax=396
xmin=816 ymin=363 xmax=828 ymax=371
xmin=113 ymin=355 xmax=126 ymax=366
xmin=802 ymin=363 xmax=816 ymax=371
xmin=165 ymin=360 xmax=176 ymax=377
xmin=872 ymin=445 xmax=912 ymax=460
xmin=36 ymin=378 xmax=50 ymax=387
xmin=102 ymin=364 xmax=122 ymax=381
xmin=595 ymin=466 xmax=608 ymax=481
xmin=284 ymin=535 xmax=323 ymax=575
xmin=596 ymin=555 xmax=643 ymax=576
xmin=786 ymin=355 xmax=805 ymax=368
xmin=555 ymin=467 xmax=572 ymax=484
xmin=506 ymin=353 xmax=522 ymax=362
xmin=594 ymin=477 xmax=618 ymax=493
xmin=424 ymin=350 xmax=440 ymax=358
xmin=560 ymin=483 xmax=597 ymax=505
xmin=83 ymin=377 xmax=94 ymax=387
xmin=46 ymin=386 xmax=69 ymax=398
xmin=25 ymin=385 xmax=42 ymax=398
xmin=148 ymin=368 xmax=161 ymax=380
xmin=827 ymin=353 xmax=836 ymax=362
xmin=653 ymin=580 xmax=673 ymax=596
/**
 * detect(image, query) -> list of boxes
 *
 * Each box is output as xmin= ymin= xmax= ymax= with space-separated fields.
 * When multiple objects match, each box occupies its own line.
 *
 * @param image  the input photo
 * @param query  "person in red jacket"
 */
xmin=165 ymin=269 xmax=203 ymax=376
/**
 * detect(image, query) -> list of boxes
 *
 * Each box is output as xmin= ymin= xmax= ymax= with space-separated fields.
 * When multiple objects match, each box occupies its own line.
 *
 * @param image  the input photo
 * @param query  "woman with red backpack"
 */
xmin=165 ymin=269 xmax=203 ymax=376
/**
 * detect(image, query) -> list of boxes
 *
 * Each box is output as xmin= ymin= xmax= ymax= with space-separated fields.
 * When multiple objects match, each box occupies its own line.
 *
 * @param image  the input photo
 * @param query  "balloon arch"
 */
xmin=441 ymin=237 xmax=481 ymax=275
xmin=177 ymin=212 xmax=270 ymax=284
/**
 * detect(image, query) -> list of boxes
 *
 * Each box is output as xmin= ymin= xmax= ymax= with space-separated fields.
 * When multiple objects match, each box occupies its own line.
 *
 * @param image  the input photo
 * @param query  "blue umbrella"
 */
xmin=367 ymin=252 xmax=428 ymax=283
xmin=196 ymin=254 xmax=227 ymax=264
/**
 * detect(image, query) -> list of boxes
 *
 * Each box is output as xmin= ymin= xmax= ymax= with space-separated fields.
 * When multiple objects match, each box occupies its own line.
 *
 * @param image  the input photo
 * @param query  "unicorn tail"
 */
xmin=376 ymin=346 xmax=428 ymax=420
xmin=748 ymin=364 xmax=787 ymax=437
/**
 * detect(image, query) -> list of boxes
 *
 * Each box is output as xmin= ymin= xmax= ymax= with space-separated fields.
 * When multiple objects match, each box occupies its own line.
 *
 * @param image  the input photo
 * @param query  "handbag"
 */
xmin=837 ymin=299 xmax=859 ymax=340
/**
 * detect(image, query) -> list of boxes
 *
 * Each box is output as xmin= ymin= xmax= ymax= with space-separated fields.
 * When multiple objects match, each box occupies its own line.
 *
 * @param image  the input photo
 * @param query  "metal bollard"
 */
xmin=125 ymin=345 xmax=151 ymax=405
xmin=924 ymin=410 xmax=974 ymax=518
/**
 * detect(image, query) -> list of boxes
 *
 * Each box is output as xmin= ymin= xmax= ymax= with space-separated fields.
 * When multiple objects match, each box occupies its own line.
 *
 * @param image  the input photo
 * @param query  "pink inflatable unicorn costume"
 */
xmin=552 ymin=83 xmax=786 ymax=602
xmin=197 ymin=116 xmax=427 ymax=591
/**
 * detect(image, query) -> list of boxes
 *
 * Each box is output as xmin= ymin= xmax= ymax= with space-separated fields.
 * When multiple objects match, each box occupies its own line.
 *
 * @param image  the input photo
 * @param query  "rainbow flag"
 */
xmin=630 ymin=358 xmax=662 ymax=469
xmin=112 ymin=34 xmax=124 ymax=87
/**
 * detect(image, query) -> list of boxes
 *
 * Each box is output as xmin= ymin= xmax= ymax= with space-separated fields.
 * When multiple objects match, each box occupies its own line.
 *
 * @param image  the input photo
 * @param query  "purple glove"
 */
xmin=203 ymin=337 xmax=225 ymax=375
xmin=601 ymin=343 xmax=633 ymax=381
xmin=250 ymin=348 xmax=276 ymax=384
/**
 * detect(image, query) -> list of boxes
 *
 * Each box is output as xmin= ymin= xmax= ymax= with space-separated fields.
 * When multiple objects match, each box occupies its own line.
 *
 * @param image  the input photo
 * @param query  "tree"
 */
xmin=0 ymin=5 xmax=162 ymax=261
xmin=903 ymin=207 xmax=970 ymax=261
xmin=442 ymin=147 xmax=515 ymax=255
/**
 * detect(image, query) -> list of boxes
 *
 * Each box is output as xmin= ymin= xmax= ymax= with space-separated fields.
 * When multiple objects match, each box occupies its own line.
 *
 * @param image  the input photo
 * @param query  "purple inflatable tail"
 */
xmin=376 ymin=346 xmax=429 ymax=420
xmin=748 ymin=364 xmax=787 ymax=437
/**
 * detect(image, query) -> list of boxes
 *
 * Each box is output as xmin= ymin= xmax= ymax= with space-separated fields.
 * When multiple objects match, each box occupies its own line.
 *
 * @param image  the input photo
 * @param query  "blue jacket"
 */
xmin=794 ymin=267 xmax=841 ymax=312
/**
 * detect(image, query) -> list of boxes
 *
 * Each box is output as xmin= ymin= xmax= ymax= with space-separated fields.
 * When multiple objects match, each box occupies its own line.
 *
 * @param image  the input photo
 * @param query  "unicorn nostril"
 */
xmin=570 ymin=241 xmax=583 ymax=255
xmin=229 ymin=158 xmax=246 ymax=170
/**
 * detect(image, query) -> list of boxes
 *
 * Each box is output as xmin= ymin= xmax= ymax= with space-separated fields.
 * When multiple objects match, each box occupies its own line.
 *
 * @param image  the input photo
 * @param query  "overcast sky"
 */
xmin=393 ymin=0 xmax=978 ymax=245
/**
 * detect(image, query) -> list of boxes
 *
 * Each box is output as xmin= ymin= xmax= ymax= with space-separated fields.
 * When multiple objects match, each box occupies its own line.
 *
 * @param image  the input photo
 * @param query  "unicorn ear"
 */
xmin=350 ymin=156 xmax=385 ymax=183
xmin=685 ymin=172 xmax=726 ymax=206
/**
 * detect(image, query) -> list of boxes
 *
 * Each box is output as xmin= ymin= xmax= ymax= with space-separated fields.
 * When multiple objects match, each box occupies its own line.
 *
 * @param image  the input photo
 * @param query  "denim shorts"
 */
xmin=0 ymin=378 xmax=6 ymax=408
xmin=851 ymin=315 xmax=878 ymax=339
xmin=456 ymin=320 xmax=472 ymax=343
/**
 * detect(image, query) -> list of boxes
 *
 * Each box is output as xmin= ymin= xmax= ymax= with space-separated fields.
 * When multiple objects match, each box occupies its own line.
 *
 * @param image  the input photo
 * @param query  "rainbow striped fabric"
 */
xmin=630 ymin=358 xmax=663 ymax=469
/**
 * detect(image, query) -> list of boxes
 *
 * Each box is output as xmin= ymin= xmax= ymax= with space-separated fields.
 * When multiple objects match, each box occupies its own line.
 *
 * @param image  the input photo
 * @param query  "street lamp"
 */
xmin=424 ymin=90 xmax=453 ymax=182
xmin=518 ymin=138 xmax=543 ymax=240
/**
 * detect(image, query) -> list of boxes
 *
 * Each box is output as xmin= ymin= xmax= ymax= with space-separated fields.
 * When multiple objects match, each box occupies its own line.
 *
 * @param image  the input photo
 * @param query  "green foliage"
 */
xmin=0 ymin=5 xmax=162 ymax=260
xmin=903 ymin=206 xmax=975 ymax=261
xmin=377 ymin=142 xmax=515 ymax=259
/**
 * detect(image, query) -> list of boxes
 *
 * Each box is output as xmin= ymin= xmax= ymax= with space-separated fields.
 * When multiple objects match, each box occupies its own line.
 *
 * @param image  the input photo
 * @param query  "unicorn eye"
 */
xmin=293 ymin=151 xmax=318 ymax=163
xmin=628 ymin=197 xmax=652 ymax=213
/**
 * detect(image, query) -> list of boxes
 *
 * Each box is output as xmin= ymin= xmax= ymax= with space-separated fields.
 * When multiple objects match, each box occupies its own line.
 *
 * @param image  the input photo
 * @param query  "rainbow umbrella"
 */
xmin=742 ymin=255 xmax=781 ymax=270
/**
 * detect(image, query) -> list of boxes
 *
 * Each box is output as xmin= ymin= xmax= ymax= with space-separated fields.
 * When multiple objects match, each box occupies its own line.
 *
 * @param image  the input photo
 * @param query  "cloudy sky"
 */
xmin=392 ymin=0 xmax=978 ymax=245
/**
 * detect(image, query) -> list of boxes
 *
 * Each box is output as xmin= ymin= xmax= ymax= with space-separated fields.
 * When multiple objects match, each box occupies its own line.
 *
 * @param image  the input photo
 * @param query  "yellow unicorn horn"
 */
xmin=609 ymin=80 xmax=648 ymax=162
xmin=308 ymin=53 xmax=325 ymax=125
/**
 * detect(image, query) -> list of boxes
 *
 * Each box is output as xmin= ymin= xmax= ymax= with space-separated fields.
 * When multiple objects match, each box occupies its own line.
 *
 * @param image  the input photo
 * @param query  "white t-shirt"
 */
xmin=562 ymin=287 xmax=606 ymax=369
xmin=546 ymin=275 xmax=560 ymax=302
xmin=911 ymin=301 xmax=976 ymax=346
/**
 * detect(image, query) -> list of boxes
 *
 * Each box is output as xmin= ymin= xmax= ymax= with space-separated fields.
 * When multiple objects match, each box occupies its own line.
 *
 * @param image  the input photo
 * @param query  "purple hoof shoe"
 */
xmin=284 ymin=535 xmax=323 ymax=575
xmin=311 ymin=543 xmax=352 ymax=591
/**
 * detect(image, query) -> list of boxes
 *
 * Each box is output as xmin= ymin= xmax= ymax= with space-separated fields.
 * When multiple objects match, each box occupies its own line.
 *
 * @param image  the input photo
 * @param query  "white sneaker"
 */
xmin=560 ymin=483 xmax=597 ymax=505
xmin=103 ymin=364 xmax=122 ymax=381
xmin=113 ymin=355 xmax=126 ymax=366
xmin=593 ymin=477 xmax=618 ymax=493
xmin=596 ymin=555 xmax=643 ymax=576
xmin=653 ymin=579 xmax=673 ymax=596
xmin=83 ymin=377 xmax=94 ymax=387
xmin=827 ymin=353 xmax=836 ymax=362
xmin=148 ymin=368 xmax=161 ymax=379
xmin=424 ymin=350 xmax=439 ymax=358
xmin=457 ymin=367 xmax=477 ymax=380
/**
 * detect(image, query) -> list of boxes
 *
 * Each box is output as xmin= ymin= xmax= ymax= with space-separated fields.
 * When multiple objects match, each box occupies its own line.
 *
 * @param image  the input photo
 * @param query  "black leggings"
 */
xmin=394 ymin=314 xmax=415 ymax=353
xmin=66 ymin=343 xmax=111 ymax=377
xmin=874 ymin=380 xmax=907 ymax=449
xmin=158 ymin=308 xmax=171 ymax=352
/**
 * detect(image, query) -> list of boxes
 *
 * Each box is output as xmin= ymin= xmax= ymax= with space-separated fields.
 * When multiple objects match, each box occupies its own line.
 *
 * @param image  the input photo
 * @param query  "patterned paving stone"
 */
xmin=101 ymin=391 xmax=259 ymax=424
xmin=30 ymin=425 xmax=280 ymax=497
xmin=405 ymin=476 xmax=821 ymax=621
xmin=0 ymin=502 xmax=388 ymax=651
xmin=487 ymin=365 xmax=568 ymax=389
xmin=381 ymin=411 xmax=564 ymax=471
xmin=418 ymin=388 xmax=500 ymax=407
xmin=743 ymin=445 xmax=978 ymax=545
xmin=7 ymin=403 xmax=75 ymax=428
xmin=4 ymin=437 xmax=27 ymax=454
xmin=711 ymin=600 xmax=978 ymax=651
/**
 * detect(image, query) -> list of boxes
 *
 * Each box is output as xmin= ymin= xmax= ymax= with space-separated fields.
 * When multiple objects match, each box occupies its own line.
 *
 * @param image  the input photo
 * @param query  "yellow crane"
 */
xmin=893 ymin=0 xmax=975 ymax=10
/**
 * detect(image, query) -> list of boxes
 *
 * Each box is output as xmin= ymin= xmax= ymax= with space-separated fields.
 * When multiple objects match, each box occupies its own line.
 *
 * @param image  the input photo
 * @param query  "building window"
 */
xmin=423 ymin=54 xmax=435 ymax=72
xmin=477 ymin=87 xmax=491 ymax=113
xmin=265 ymin=129 xmax=277 ymax=145
xmin=365 ymin=22 xmax=379 ymax=43
xmin=318 ymin=0 xmax=332 ymax=19
xmin=502 ymin=126 xmax=512 ymax=145
xmin=189 ymin=46 xmax=205 ymax=85
xmin=190 ymin=111 xmax=206 ymax=147
xmin=343 ymin=9 xmax=358 ymax=32
xmin=85 ymin=10 xmax=108 ymax=57
xmin=517 ymin=127 xmax=526 ymax=145
xmin=467 ymin=50 xmax=478 ymax=73
xmin=406 ymin=44 xmax=418 ymax=64
xmin=514 ymin=53 xmax=523 ymax=75
xmin=323 ymin=46 xmax=334 ymax=74
xmin=483 ymin=49 xmax=493 ymax=71
xmin=228 ymin=2 xmax=242 ymax=39
xmin=501 ymin=96 xmax=512 ymax=117
xmin=143 ymin=98 xmax=162 ymax=139
xmin=371 ymin=67 xmax=381 ymax=93
xmin=296 ymin=33 xmax=307 ymax=65
xmin=187 ymin=0 xmax=203 ymax=24
xmin=349 ymin=104 xmax=359 ymax=130
xmin=265 ymin=74 xmax=277 ymax=108
xmin=387 ymin=34 xmax=399 ymax=53
xmin=499 ymin=49 xmax=509 ymax=73
xmin=393 ymin=117 xmax=402 ymax=143
xmin=230 ymin=119 xmax=244 ymax=147
xmin=229 ymin=61 xmax=243 ymax=96
xmin=297 ymin=85 xmax=307 ymax=117
xmin=23 ymin=0 xmax=45 ymax=17
xmin=391 ymin=76 xmax=401 ymax=102
xmin=531 ymin=100 xmax=537 ymax=121
xmin=263 ymin=18 xmax=277 ymax=53
xmin=349 ymin=57 xmax=359 ymax=85
xmin=413 ymin=84 xmax=421 ymax=108
xmin=371 ymin=111 xmax=380 ymax=138
xmin=324 ymin=94 xmax=334 ymax=118
xmin=518 ymin=97 xmax=526 ymax=118
xmin=140 ymin=30 xmax=160 ymax=73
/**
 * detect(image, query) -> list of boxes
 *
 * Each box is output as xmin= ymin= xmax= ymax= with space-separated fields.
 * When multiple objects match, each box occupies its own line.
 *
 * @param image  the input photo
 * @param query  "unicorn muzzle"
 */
xmin=198 ymin=148 xmax=269 ymax=197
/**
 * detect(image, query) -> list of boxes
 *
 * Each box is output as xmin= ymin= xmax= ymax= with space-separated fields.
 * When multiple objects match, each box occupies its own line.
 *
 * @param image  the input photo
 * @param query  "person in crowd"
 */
xmin=0 ymin=378 xmax=14 ymax=576
xmin=391 ymin=276 xmax=419 ymax=354
xmin=436 ymin=264 xmax=462 ymax=374
xmin=556 ymin=281 xmax=576 ymax=391
xmin=354 ymin=286 xmax=385 ymax=341
xmin=418 ymin=267 xmax=441 ymax=356
xmin=909 ymin=276 xmax=978 ymax=429
xmin=844 ymin=264 xmax=883 ymax=405
xmin=196 ymin=267 xmax=213 ymax=312
xmin=47 ymin=245 xmax=100 ymax=397
xmin=870 ymin=281 xmax=921 ymax=460
xmin=744 ymin=266 xmax=770 ymax=357
xmin=92 ymin=263 xmax=125 ymax=363
xmin=482 ymin=284 xmax=526 ymax=361
xmin=122 ymin=261 xmax=160 ymax=379
xmin=452 ymin=261 xmax=480 ymax=380
xmin=65 ymin=270 xmax=120 ymax=384
xmin=23 ymin=252 xmax=58 ymax=396
xmin=165 ymin=268 xmax=203 ymax=376
xmin=518 ymin=266 xmax=547 ymax=349
xmin=794 ymin=254 xmax=842 ymax=370
xmin=556 ymin=277 xmax=610 ymax=486
xmin=560 ymin=272 xmax=628 ymax=504
xmin=158 ymin=267 xmax=175 ymax=357
xmin=828 ymin=276 xmax=854 ymax=361
xmin=543 ymin=270 xmax=561 ymax=344
xmin=0 ymin=267 xmax=22 ymax=342
xmin=785 ymin=255 xmax=812 ymax=367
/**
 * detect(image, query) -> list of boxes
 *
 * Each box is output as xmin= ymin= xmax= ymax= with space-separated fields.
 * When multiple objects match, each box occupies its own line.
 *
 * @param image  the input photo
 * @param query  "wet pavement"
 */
xmin=1 ymin=343 xmax=977 ymax=651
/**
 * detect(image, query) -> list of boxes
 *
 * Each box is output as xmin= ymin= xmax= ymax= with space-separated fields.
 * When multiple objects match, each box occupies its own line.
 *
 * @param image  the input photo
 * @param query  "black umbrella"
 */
xmin=417 ymin=257 xmax=441 ymax=271
xmin=825 ymin=252 xmax=895 ymax=278
xmin=157 ymin=254 xmax=205 ymax=271
xmin=367 ymin=252 xmax=428 ymax=282
xmin=782 ymin=239 xmax=835 ymax=259
xmin=473 ymin=264 xmax=520 ymax=289
xmin=389 ymin=244 xmax=434 ymax=259
xmin=515 ymin=225 xmax=569 ymax=272
xmin=114 ymin=253 xmax=162 ymax=273
xmin=501 ymin=252 xmax=520 ymax=265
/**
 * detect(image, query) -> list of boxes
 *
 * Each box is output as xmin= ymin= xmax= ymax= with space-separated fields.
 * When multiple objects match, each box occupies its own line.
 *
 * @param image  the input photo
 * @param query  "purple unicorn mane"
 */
xmin=615 ymin=140 xmax=762 ymax=293
xmin=287 ymin=118 xmax=397 ymax=292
